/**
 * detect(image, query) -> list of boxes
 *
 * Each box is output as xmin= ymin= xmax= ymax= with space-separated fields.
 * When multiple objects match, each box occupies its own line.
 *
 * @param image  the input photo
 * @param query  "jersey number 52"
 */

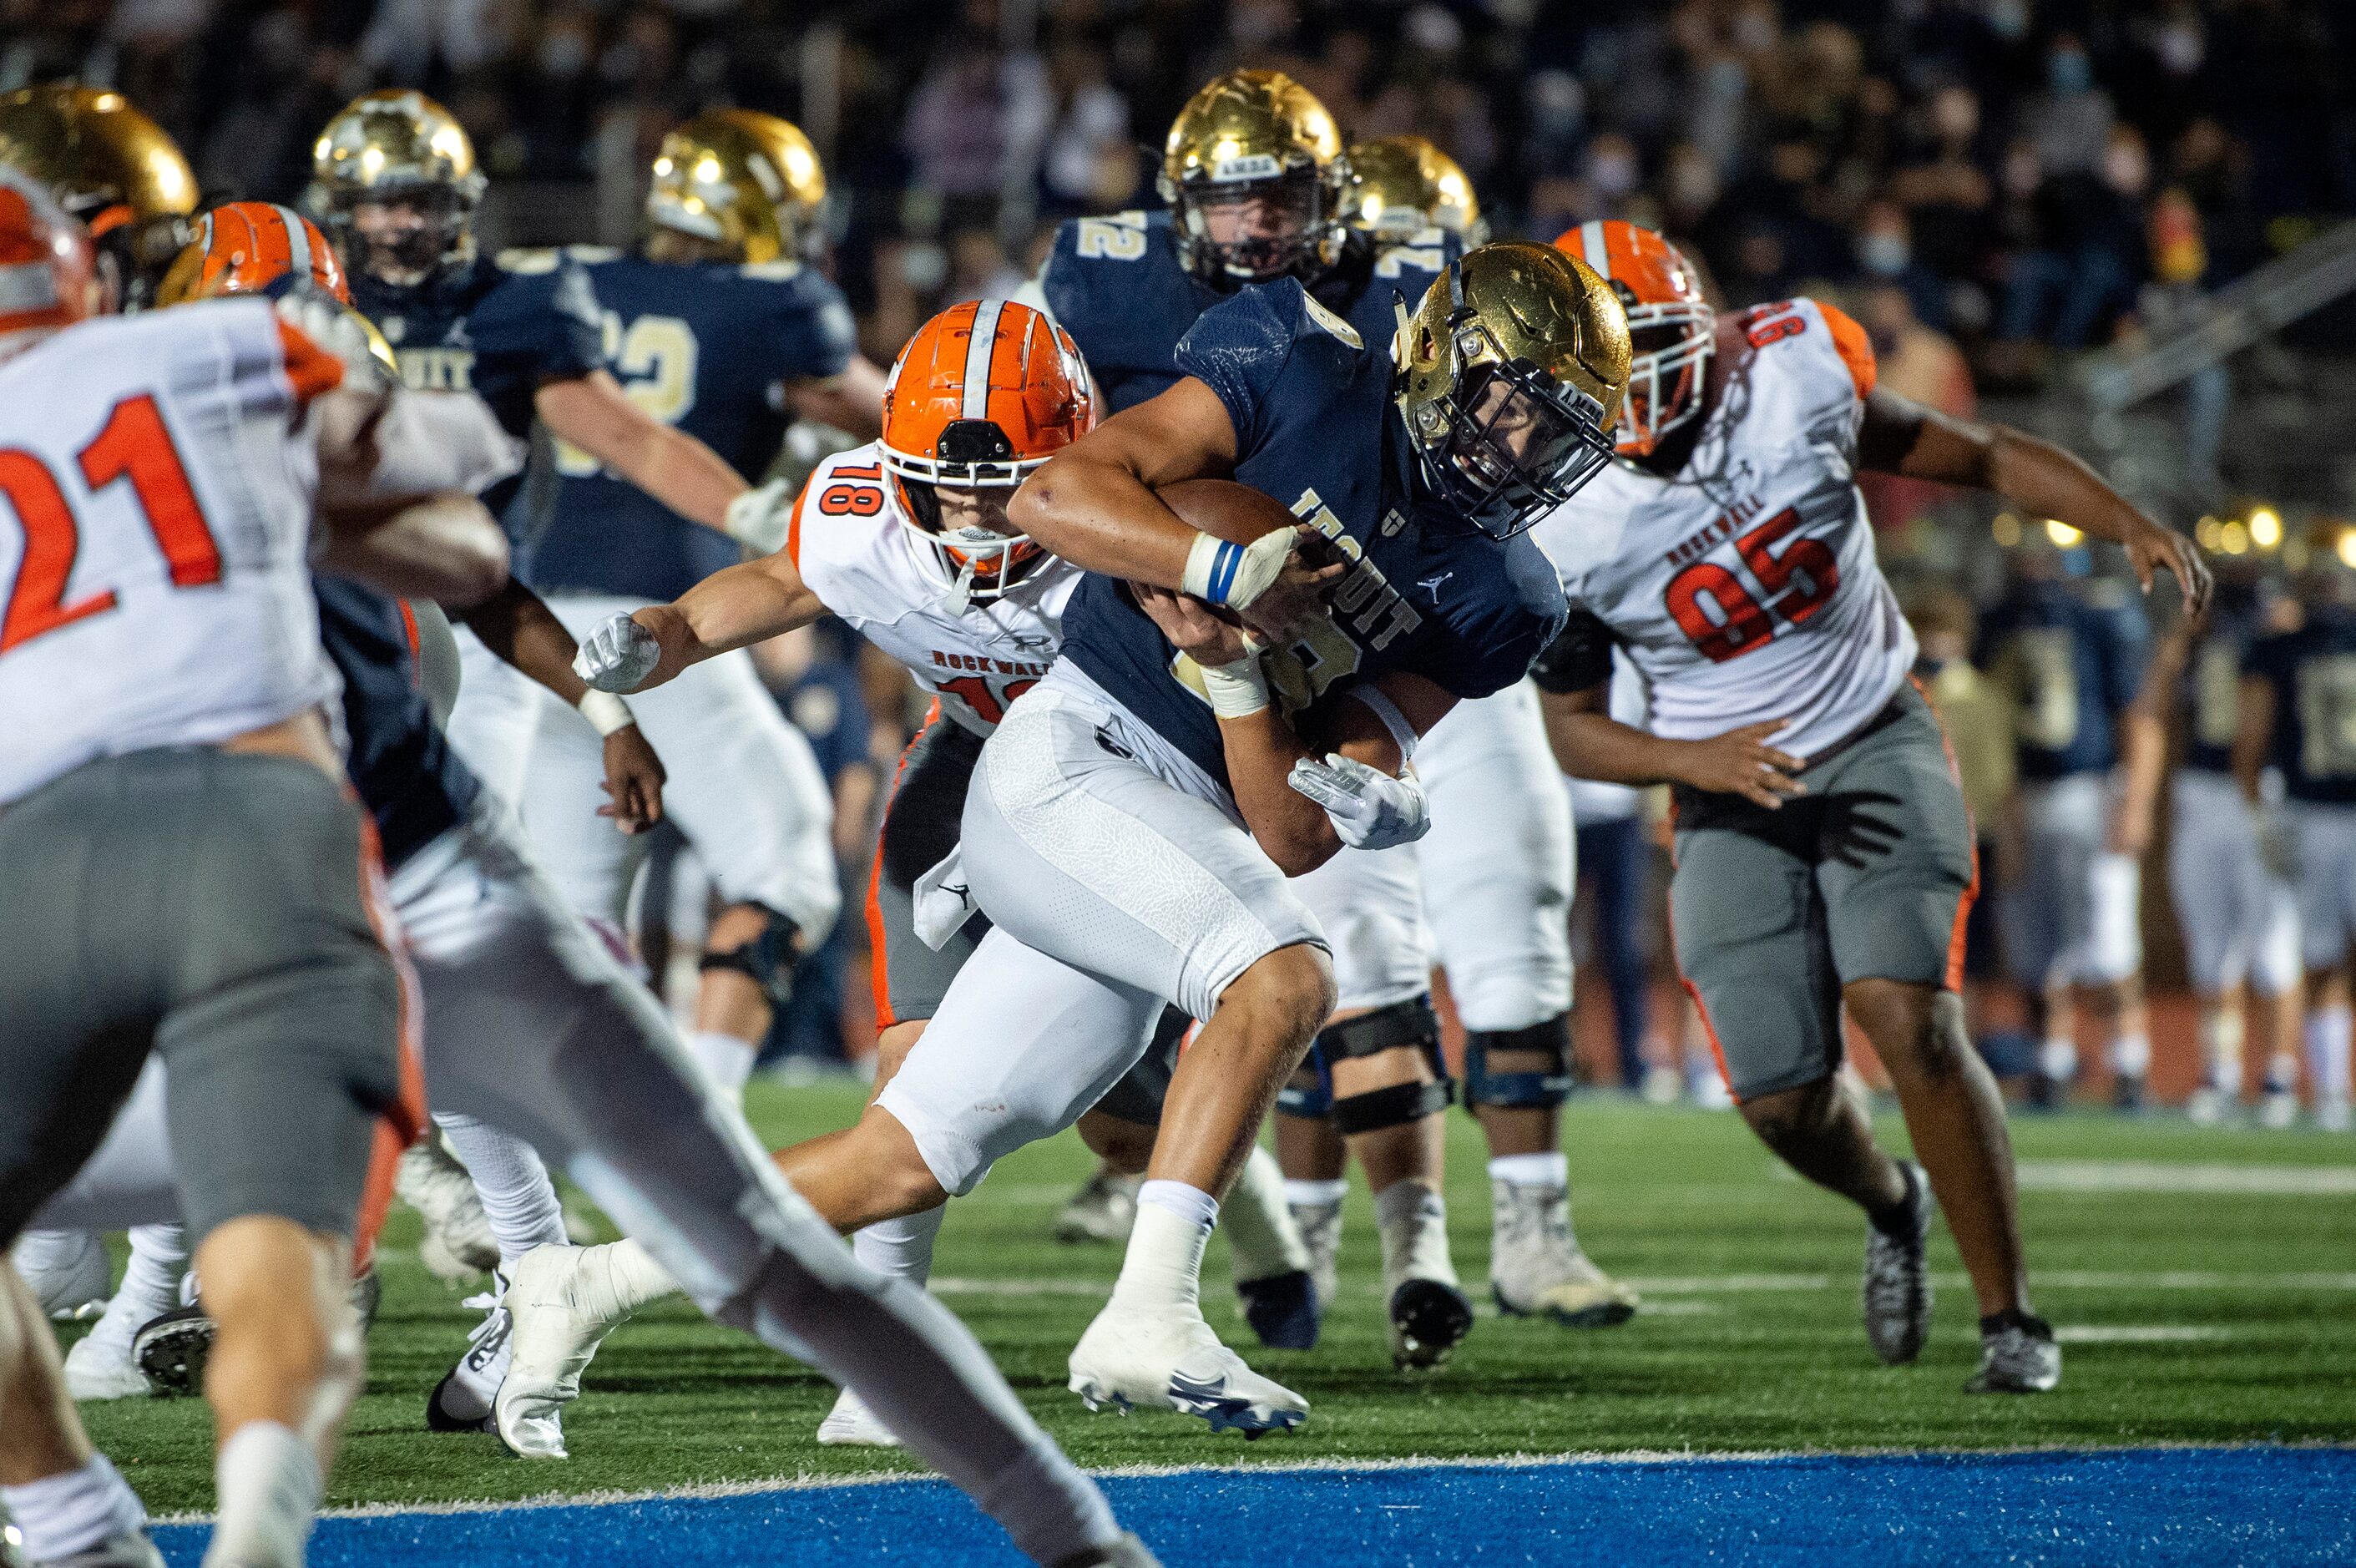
xmin=1662 ymin=508 xmax=1838 ymax=663
xmin=3 ymin=394 xmax=220 ymax=655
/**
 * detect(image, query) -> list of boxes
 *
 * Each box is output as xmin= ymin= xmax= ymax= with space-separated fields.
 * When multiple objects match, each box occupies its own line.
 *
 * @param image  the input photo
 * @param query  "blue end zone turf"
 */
xmin=154 ymin=1446 xmax=2356 ymax=1566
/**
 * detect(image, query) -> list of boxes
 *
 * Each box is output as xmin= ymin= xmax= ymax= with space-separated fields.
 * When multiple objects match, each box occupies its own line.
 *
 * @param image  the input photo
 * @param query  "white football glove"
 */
xmin=573 ymin=612 xmax=663 ymax=693
xmin=1287 ymin=753 xmax=1429 ymax=851
xmin=724 ymin=478 xmax=796 ymax=554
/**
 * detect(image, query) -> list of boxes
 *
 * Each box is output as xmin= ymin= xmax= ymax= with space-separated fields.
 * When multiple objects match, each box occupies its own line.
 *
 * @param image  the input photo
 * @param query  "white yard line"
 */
xmin=2015 ymin=1160 xmax=2356 ymax=1196
xmin=2055 ymin=1325 xmax=2237 ymax=1343
xmin=927 ymin=1268 xmax=2356 ymax=1300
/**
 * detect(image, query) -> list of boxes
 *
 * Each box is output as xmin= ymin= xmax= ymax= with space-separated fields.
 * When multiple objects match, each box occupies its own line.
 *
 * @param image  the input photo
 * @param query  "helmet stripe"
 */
xmin=960 ymin=298 xmax=1004 ymax=422
xmin=1578 ymin=221 xmax=1610 ymax=280
xmin=276 ymin=205 xmax=312 ymax=281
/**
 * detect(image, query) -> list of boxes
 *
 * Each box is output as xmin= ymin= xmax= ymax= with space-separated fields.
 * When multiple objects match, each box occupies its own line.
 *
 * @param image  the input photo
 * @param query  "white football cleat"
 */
xmin=1067 ymin=1301 xmax=1307 ymax=1437
xmin=2184 ymin=1085 xmax=2232 ymax=1128
xmin=427 ymin=1281 xmax=511 ymax=1433
xmin=493 ymin=1245 xmax=624 ymax=1459
xmin=63 ymin=1316 xmax=152 ymax=1401
xmin=2258 ymin=1088 xmax=2300 ymax=1130
xmin=815 ymin=1385 xmax=902 ymax=1448
xmin=1489 ymin=1179 xmax=1639 ymax=1329
xmin=398 ymin=1137 xmax=499 ymax=1280
xmin=1055 ymin=1169 xmax=1141 ymax=1245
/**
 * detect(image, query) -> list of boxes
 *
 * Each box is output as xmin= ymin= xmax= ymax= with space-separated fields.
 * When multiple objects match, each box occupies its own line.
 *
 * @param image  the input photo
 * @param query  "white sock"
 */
xmin=10 ymin=1228 xmax=96 ymax=1283
xmin=1220 ymin=1146 xmax=1310 ymax=1281
xmin=1372 ymin=1178 xmax=1457 ymax=1287
xmin=203 ymin=1422 xmax=318 ymax=1568
xmin=1488 ymin=1151 xmax=1570 ymax=1190
xmin=2039 ymin=1036 xmax=2079 ymax=1081
xmin=2200 ymin=1009 xmax=2245 ymax=1094
xmin=121 ymin=1224 xmax=186 ymax=1313
xmin=685 ymin=1029 xmax=757 ymax=1105
xmin=1110 ymin=1195 xmax=1213 ymax=1313
xmin=1284 ymin=1177 xmax=1348 ymax=1209
xmin=2111 ymin=1033 xmax=2152 ymax=1078
xmin=2 ymin=1454 xmax=146 ymax=1560
xmin=851 ymin=1207 xmax=945 ymax=1288
xmin=1135 ymin=1178 xmax=1219 ymax=1230
xmin=435 ymin=1114 xmax=567 ymax=1268
xmin=2310 ymin=1005 xmax=2354 ymax=1104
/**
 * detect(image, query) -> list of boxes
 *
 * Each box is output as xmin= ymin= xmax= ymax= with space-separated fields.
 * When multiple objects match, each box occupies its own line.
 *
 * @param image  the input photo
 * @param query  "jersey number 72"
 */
xmin=2 ymin=393 xmax=220 ymax=654
xmin=1662 ymin=508 xmax=1838 ymax=663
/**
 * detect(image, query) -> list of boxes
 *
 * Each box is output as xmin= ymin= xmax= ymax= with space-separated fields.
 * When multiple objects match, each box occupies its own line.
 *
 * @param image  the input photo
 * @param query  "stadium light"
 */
xmin=2337 ymin=531 xmax=2356 ymax=570
xmin=2249 ymin=506 xmax=2283 ymax=549
xmin=2045 ymin=519 xmax=2083 ymax=548
xmin=1991 ymin=513 xmax=2021 ymax=547
xmin=2197 ymin=516 xmax=2222 ymax=551
xmin=2218 ymin=520 xmax=2250 ymax=555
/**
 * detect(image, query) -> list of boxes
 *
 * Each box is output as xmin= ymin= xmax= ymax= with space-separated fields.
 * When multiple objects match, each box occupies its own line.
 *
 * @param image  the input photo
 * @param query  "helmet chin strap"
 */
xmin=941 ymin=557 xmax=978 ymax=617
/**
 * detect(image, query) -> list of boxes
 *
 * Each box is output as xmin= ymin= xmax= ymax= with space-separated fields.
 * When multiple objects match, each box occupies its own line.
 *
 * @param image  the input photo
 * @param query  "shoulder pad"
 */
xmin=738 ymin=259 xmax=806 ymax=282
xmin=1300 ymin=291 xmax=1363 ymax=349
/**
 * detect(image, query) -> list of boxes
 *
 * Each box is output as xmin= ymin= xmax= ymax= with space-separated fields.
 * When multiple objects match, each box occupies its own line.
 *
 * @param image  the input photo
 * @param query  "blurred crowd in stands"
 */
xmin=9 ymin=0 xmax=2354 ymax=388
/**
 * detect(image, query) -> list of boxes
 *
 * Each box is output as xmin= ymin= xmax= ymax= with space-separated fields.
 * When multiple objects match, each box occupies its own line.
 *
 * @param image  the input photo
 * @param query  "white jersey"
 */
xmin=0 ymin=300 xmax=340 ymax=804
xmin=1530 ymin=297 xmax=1914 ymax=761
xmin=790 ymin=443 xmax=1077 ymax=735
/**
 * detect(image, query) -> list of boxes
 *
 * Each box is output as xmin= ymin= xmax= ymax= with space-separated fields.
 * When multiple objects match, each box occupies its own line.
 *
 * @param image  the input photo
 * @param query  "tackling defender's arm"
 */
xmin=1856 ymin=388 xmax=2212 ymax=617
xmin=1009 ymin=378 xmax=1337 ymax=642
xmin=1530 ymin=613 xmax=1809 ymax=810
xmin=1132 ymin=585 xmax=1446 ymax=876
xmin=535 ymin=369 xmax=751 ymax=535
xmin=458 ymin=579 xmax=668 ymax=831
xmin=784 ymin=355 xmax=890 ymax=441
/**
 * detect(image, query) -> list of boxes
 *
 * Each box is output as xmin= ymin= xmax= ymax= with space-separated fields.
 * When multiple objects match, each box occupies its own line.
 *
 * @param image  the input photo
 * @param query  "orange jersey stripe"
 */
xmin=1816 ymin=301 xmax=1878 ymax=399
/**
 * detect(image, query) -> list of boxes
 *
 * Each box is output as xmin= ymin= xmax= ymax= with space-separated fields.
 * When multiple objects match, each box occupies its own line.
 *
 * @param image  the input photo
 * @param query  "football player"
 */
xmin=529 ymin=299 xmax=1313 ymax=1444
xmin=1978 ymin=530 xmax=2164 ymax=1109
xmin=2153 ymin=562 xmax=2303 ymax=1125
xmin=0 ymin=222 xmax=1155 ymax=1568
xmin=483 ymin=108 xmax=887 ymax=1104
xmin=0 ymin=167 xmax=496 ymax=1568
xmin=0 ymin=85 xmax=198 ymax=308
xmin=2236 ymin=550 xmax=2356 ymax=1133
xmin=1027 ymin=73 xmax=1632 ymax=1345
xmin=611 ymin=244 xmax=1620 ymax=1434
xmin=1532 ymin=220 xmax=2208 ymax=1394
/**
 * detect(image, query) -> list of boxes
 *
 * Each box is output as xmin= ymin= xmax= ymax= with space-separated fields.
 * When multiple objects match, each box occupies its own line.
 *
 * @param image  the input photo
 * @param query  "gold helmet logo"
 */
xmin=1393 ymin=242 xmax=1630 ymax=539
xmin=1344 ymin=135 xmax=1485 ymax=245
xmin=0 ymin=85 xmax=197 ymax=286
xmin=1159 ymin=70 xmax=1346 ymax=285
xmin=646 ymin=109 xmax=828 ymax=266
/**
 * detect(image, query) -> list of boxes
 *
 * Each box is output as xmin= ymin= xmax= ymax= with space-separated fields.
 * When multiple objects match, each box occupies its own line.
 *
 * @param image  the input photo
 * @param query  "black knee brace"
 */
xmin=1463 ymin=1014 xmax=1574 ymax=1110
xmin=1320 ymin=995 xmax=1455 ymax=1136
xmin=699 ymin=903 xmax=802 ymax=1009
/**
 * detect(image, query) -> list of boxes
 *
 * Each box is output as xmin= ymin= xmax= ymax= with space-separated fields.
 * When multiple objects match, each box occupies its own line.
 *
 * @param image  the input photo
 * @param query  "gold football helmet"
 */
xmin=645 ymin=109 xmax=828 ymax=266
xmin=0 ymin=85 xmax=197 ymax=300
xmin=1393 ymin=242 xmax=1630 ymax=539
xmin=1344 ymin=135 xmax=1486 ymax=245
xmin=1158 ymin=70 xmax=1346 ymax=285
xmin=306 ymin=90 xmax=486 ymax=286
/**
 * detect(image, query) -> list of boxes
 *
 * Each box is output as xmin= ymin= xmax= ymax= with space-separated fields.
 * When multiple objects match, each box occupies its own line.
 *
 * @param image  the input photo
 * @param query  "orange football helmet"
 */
xmin=879 ymin=299 xmax=1095 ymax=602
xmin=1554 ymin=220 xmax=1714 ymax=456
xmin=0 ymin=168 xmax=96 ymax=362
xmin=157 ymin=202 xmax=348 ymax=307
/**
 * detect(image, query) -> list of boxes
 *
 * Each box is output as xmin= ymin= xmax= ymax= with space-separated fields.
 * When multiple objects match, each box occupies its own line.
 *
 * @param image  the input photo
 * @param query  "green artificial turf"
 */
xmin=71 ymin=1080 xmax=2356 ymax=1515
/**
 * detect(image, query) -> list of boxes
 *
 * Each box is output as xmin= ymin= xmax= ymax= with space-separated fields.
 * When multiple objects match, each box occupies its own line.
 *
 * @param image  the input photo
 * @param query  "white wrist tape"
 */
xmin=1346 ymin=685 xmax=1419 ymax=763
xmin=1181 ymin=529 xmax=1292 ymax=610
xmin=1200 ymin=655 xmax=1272 ymax=720
xmin=577 ymin=690 xmax=637 ymax=737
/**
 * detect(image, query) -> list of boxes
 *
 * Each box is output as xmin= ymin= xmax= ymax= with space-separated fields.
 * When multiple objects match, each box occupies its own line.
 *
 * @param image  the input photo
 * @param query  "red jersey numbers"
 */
xmin=1662 ymin=508 xmax=1839 ymax=664
xmin=2 ymin=394 xmax=220 ymax=654
xmin=938 ymin=672 xmax=1036 ymax=726
xmin=817 ymin=461 xmax=885 ymax=518
xmin=1741 ymin=302 xmax=1806 ymax=349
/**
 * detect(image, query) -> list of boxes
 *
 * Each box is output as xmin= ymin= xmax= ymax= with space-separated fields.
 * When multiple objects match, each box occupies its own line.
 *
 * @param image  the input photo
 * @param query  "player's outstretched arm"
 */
xmin=1858 ymin=387 xmax=2212 ymax=617
xmin=309 ymin=387 xmax=512 ymax=605
xmin=535 ymin=369 xmax=751 ymax=534
xmin=459 ymin=579 xmax=667 ymax=832
xmin=575 ymin=545 xmax=829 ymax=696
xmin=1538 ymin=680 xmax=1808 ymax=811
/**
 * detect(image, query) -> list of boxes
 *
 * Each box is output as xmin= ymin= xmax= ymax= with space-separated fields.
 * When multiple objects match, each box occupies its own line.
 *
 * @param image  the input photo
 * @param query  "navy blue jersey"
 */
xmin=2182 ymin=588 xmax=2263 ymax=776
xmin=1976 ymin=577 xmax=2150 ymax=780
xmin=1039 ymin=210 xmax=1457 ymax=412
xmin=351 ymin=251 xmax=606 ymax=438
xmin=314 ymin=575 xmax=479 ymax=869
xmin=1061 ymin=280 xmax=1566 ymax=792
xmin=2245 ymin=605 xmax=2356 ymax=805
xmin=518 ymin=249 xmax=857 ymax=603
